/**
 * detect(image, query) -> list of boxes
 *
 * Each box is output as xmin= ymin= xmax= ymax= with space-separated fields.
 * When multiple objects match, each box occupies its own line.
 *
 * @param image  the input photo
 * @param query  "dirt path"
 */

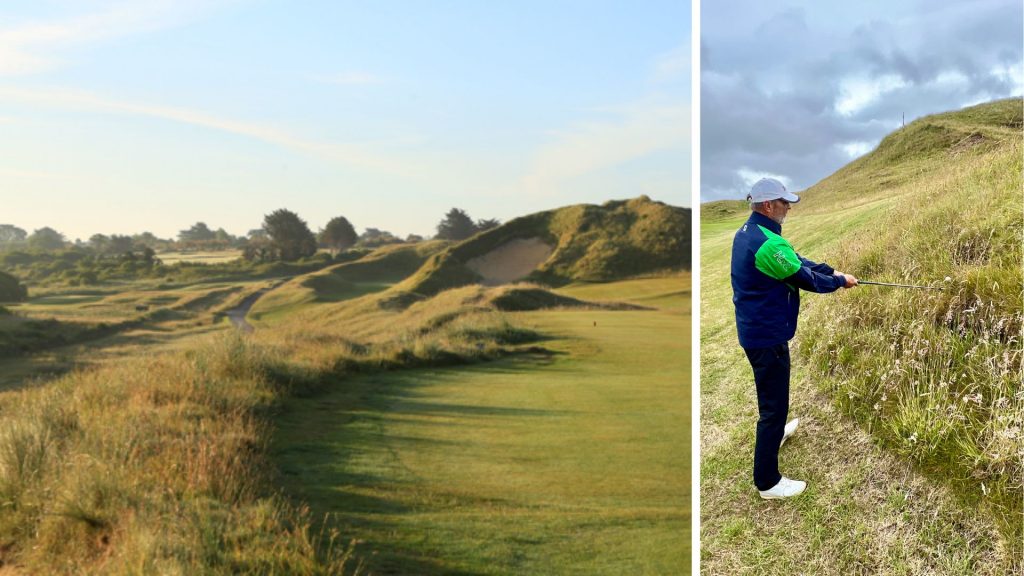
xmin=225 ymin=279 xmax=289 ymax=332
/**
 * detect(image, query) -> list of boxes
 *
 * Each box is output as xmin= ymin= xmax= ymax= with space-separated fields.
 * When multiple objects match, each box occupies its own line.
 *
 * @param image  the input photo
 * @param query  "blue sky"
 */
xmin=701 ymin=0 xmax=1023 ymax=202
xmin=0 ymin=1 xmax=690 ymax=241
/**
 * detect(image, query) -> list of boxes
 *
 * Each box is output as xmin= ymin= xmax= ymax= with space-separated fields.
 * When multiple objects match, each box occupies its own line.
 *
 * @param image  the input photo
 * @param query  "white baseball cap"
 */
xmin=747 ymin=178 xmax=800 ymax=203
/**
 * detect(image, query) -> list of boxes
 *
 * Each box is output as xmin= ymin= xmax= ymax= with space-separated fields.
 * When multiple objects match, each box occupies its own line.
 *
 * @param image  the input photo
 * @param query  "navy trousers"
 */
xmin=743 ymin=342 xmax=791 ymax=491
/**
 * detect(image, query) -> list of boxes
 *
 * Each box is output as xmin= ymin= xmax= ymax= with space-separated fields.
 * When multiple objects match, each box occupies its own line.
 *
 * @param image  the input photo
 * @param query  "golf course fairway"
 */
xmin=271 ymin=277 xmax=690 ymax=574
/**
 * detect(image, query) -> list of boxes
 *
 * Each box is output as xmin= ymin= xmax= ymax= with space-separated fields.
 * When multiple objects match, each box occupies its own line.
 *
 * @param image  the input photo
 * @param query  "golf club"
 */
xmin=858 ymin=280 xmax=946 ymax=291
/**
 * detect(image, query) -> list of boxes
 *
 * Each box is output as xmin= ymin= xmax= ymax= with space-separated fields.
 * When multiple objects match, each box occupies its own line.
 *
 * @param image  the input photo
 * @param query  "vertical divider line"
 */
xmin=689 ymin=0 xmax=702 ymax=574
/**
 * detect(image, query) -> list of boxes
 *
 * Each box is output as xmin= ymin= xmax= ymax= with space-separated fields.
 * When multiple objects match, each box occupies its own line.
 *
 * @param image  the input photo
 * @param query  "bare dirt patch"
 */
xmin=466 ymin=238 xmax=553 ymax=286
xmin=949 ymin=131 xmax=986 ymax=156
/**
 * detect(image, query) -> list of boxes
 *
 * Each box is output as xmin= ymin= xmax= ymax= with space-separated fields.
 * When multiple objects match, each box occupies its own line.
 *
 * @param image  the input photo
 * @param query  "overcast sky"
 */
xmin=0 ymin=1 xmax=689 ymax=241
xmin=700 ymin=0 xmax=1023 ymax=202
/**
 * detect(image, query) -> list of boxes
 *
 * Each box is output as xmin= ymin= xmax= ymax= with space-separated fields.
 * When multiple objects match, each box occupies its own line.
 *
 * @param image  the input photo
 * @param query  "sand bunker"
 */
xmin=466 ymin=238 xmax=553 ymax=286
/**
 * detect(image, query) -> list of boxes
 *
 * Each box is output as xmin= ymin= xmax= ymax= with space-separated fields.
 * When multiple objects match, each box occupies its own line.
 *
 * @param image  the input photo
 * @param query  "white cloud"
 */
xmin=0 ymin=1 xmax=233 ymax=76
xmin=839 ymin=141 xmax=873 ymax=158
xmin=835 ymin=74 xmax=909 ymax=116
xmin=0 ymin=86 xmax=405 ymax=172
xmin=990 ymin=62 xmax=1024 ymax=94
xmin=520 ymin=98 xmax=689 ymax=197
xmin=930 ymin=70 xmax=970 ymax=89
xmin=653 ymin=43 xmax=689 ymax=83
xmin=736 ymin=168 xmax=791 ymax=190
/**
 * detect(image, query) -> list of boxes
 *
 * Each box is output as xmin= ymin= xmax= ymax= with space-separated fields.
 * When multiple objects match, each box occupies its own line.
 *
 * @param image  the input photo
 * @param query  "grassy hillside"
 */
xmin=249 ymin=241 xmax=449 ymax=322
xmin=700 ymin=98 xmax=1022 ymax=574
xmin=400 ymin=196 xmax=691 ymax=297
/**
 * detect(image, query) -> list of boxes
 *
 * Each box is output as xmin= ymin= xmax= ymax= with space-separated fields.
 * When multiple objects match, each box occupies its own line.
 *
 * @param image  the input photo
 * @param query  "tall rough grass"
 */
xmin=0 ymin=282 xmax=542 ymax=573
xmin=797 ymin=101 xmax=1022 ymax=555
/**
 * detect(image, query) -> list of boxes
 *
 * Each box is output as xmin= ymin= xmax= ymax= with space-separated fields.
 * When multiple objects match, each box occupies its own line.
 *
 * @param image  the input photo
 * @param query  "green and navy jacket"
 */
xmin=731 ymin=211 xmax=846 ymax=349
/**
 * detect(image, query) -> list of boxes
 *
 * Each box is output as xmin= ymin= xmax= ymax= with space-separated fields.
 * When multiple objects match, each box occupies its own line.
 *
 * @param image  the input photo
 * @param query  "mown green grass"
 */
xmin=700 ymin=98 xmax=1021 ymax=575
xmin=271 ymin=277 xmax=690 ymax=574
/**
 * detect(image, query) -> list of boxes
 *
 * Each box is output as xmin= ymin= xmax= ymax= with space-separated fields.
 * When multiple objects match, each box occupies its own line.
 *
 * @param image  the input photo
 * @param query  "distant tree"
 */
xmin=27 ymin=227 xmax=66 ymax=251
xmin=476 ymin=218 xmax=501 ymax=232
xmin=242 ymin=237 xmax=274 ymax=262
xmin=358 ymin=228 xmax=403 ymax=248
xmin=263 ymin=209 xmax=317 ymax=261
xmin=107 ymin=235 xmax=134 ymax=255
xmin=214 ymin=228 xmax=233 ymax=243
xmin=132 ymin=231 xmax=165 ymax=248
xmin=436 ymin=208 xmax=477 ymax=241
xmin=319 ymin=216 xmax=358 ymax=255
xmin=0 ymin=224 xmax=27 ymax=246
xmin=140 ymin=247 xmax=159 ymax=266
xmin=0 ymin=270 xmax=27 ymax=302
xmin=88 ymin=234 xmax=110 ymax=252
xmin=178 ymin=222 xmax=215 ymax=243
xmin=247 ymin=228 xmax=268 ymax=240
xmin=405 ymin=234 xmax=424 ymax=243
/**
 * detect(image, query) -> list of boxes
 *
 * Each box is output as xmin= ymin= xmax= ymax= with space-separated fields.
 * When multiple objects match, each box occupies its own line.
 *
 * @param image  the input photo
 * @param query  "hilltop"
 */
xmin=400 ymin=196 xmax=691 ymax=298
xmin=700 ymin=97 xmax=1022 ymax=575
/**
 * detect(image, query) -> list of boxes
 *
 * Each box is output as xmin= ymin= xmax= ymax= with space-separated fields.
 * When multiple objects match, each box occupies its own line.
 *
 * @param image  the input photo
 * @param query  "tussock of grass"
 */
xmin=0 ymin=281 xmax=547 ymax=572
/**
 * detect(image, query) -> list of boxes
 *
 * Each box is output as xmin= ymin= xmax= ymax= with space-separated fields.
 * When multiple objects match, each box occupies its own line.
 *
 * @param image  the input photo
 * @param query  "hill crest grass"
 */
xmin=793 ymin=98 xmax=1023 ymax=555
xmin=0 ymin=281 xmax=549 ymax=573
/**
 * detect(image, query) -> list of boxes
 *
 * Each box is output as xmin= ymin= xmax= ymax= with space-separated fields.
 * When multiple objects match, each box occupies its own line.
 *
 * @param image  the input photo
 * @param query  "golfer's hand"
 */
xmin=835 ymin=272 xmax=858 ymax=288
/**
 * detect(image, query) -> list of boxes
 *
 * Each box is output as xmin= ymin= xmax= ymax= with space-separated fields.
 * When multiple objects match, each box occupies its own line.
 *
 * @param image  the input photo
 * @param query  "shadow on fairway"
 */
xmin=271 ymin=361 xmax=571 ymax=575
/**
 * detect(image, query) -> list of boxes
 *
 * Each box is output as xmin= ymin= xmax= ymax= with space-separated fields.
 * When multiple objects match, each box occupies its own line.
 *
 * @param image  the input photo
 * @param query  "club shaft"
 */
xmin=859 ymin=280 xmax=943 ymax=290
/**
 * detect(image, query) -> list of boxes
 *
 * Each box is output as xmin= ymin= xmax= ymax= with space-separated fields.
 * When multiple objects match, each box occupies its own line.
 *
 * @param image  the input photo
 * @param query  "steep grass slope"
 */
xmin=400 ymin=196 xmax=691 ymax=297
xmin=798 ymin=98 xmax=1022 ymax=543
xmin=701 ymin=98 xmax=1022 ymax=574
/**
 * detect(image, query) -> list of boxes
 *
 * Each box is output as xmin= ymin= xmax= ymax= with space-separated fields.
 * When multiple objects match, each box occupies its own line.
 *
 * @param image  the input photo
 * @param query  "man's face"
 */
xmin=766 ymin=198 xmax=791 ymax=225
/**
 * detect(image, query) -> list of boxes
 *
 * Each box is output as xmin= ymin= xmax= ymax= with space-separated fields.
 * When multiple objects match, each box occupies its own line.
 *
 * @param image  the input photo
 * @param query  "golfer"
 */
xmin=731 ymin=178 xmax=857 ymax=499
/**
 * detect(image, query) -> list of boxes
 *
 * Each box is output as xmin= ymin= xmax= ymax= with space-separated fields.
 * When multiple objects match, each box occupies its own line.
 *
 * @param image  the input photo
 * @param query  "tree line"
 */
xmin=0 ymin=207 xmax=499 ymax=264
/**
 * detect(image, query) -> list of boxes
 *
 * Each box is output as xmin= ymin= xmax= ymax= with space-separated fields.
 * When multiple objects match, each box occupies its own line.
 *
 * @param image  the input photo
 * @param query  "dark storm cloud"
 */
xmin=700 ymin=0 xmax=1023 ymax=201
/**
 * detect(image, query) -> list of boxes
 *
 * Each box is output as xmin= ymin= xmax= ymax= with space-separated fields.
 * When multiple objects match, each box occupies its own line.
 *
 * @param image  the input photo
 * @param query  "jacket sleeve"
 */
xmin=753 ymin=230 xmax=845 ymax=293
xmin=797 ymin=254 xmax=835 ymax=276
xmin=784 ymin=265 xmax=845 ymax=293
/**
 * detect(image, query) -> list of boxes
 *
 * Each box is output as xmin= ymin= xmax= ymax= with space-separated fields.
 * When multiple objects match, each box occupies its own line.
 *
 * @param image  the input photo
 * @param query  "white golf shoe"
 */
xmin=759 ymin=476 xmax=807 ymax=500
xmin=779 ymin=418 xmax=799 ymax=448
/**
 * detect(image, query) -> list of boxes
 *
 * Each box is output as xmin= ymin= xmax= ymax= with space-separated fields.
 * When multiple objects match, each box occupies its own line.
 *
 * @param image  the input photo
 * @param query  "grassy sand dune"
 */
xmin=700 ymin=98 xmax=1022 ymax=574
